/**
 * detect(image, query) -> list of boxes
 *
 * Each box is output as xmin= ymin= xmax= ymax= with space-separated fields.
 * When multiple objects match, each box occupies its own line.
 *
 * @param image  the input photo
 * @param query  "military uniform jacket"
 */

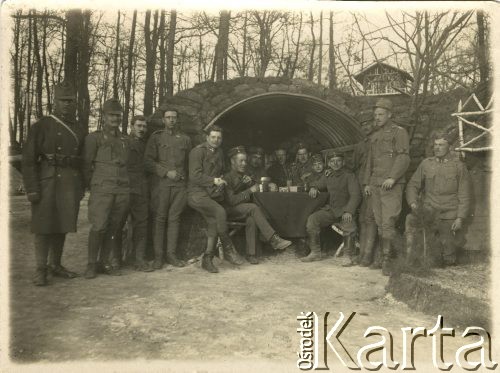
xmin=83 ymin=128 xmax=129 ymax=194
xmin=128 ymin=135 xmax=148 ymax=195
xmin=364 ymin=122 xmax=410 ymax=186
xmin=188 ymin=142 xmax=225 ymax=201
xmin=302 ymin=170 xmax=324 ymax=185
xmin=144 ymin=129 xmax=191 ymax=189
xmin=291 ymin=159 xmax=314 ymax=185
xmin=223 ymin=169 xmax=254 ymax=207
xmin=22 ymin=115 xmax=86 ymax=233
xmin=406 ymin=155 xmax=472 ymax=219
xmin=352 ymin=138 xmax=369 ymax=186
xmin=311 ymin=169 xmax=361 ymax=218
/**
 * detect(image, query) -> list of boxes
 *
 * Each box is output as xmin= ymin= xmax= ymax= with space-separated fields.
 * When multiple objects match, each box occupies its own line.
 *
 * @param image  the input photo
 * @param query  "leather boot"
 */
xmin=342 ymin=235 xmax=356 ymax=267
xmin=85 ymin=231 xmax=102 ymax=279
xmin=381 ymin=238 xmax=393 ymax=276
xmin=405 ymin=230 xmax=416 ymax=267
xmin=360 ymin=223 xmax=377 ymax=267
xmin=201 ymin=236 xmax=218 ymax=273
xmin=219 ymin=233 xmax=244 ymax=265
xmin=166 ymin=223 xmax=185 ymax=267
xmin=269 ymin=233 xmax=292 ymax=251
xmin=33 ymin=234 xmax=50 ymax=286
xmin=49 ymin=233 xmax=79 ymax=278
xmin=301 ymin=231 xmax=322 ymax=262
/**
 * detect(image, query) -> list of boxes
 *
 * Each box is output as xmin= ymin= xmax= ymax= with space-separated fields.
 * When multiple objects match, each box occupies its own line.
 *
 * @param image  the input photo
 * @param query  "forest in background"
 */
xmin=8 ymin=8 xmax=491 ymax=146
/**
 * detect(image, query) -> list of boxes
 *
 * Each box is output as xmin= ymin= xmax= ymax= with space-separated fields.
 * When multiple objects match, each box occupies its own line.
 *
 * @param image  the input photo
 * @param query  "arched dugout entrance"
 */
xmin=204 ymin=92 xmax=363 ymax=154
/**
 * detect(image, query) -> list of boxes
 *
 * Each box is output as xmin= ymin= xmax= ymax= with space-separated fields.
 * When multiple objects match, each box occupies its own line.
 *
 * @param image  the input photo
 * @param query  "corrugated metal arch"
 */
xmin=204 ymin=92 xmax=362 ymax=149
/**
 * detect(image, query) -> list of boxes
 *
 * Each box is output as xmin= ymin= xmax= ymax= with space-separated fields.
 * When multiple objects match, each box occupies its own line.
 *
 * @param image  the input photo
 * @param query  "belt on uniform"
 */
xmin=40 ymin=153 xmax=81 ymax=168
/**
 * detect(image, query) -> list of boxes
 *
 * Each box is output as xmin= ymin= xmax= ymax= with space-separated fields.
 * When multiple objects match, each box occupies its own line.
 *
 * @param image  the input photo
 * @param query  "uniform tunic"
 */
xmin=405 ymin=155 xmax=472 ymax=263
xmin=187 ymin=143 xmax=227 ymax=238
xmin=307 ymin=169 xmax=361 ymax=235
xmin=22 ymin=115 xmax=85 ymax=233
xmin=353 ymin=138 xmax=374 ymax=224
xmin=83 ymin=128 xmax=130 ymax=233
xmin=223 ymin=170 xmax=276 ymax=255
xmin=364 ymin=122 xmax=410 ymax=239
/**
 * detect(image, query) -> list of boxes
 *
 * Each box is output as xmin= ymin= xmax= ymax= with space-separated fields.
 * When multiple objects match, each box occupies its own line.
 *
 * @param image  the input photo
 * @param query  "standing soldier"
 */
xmin=305 ymin=153 xmax=361 ymax=264
xmin=405 ymin=133 xmax=472 ymax=267
xmin=187 ymin=126 xmax=244 ymax=273
xmin=22 ymin=81 xmax=85 ymax=286
xmin=224 ymin=146 xmax=292 ymax=264
xmin=364 ymin=98 xmax=410 ymax=276
xmin=144 ymin=108 xmax=191 ymax=269
xmin=127 ymin=115 xmax=153 ymax=271
xmin=83 ymin=99 xmax=130 ymax=279
xmin=353 ymin=120 xmax=378 ymax=267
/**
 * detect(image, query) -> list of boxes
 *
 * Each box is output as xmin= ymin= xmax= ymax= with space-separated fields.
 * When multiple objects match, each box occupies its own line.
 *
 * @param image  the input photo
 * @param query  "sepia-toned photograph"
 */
xmin=0 ymin=1 xmax=498 ymax=371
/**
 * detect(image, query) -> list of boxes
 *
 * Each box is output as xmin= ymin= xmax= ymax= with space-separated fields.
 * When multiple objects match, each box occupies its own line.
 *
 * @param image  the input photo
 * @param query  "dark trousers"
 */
xmin=370 ymin=183 xmax=403 ymax=240
xmin=88 ymin=191 xmax=130 ymax=265
xmin=306 ymin=207 xmax=357 ymax=235
xmin=187 ymin=191 xmax=228 ymax=238
xmin=226 ymin=203 xmax=275 ymax=255
xmin=152 ymin=186 xmax=187 ymax=260
xmin=130 ymin=192 xmax=149 ymax=262
xmin=34 ymin=233 xmax=66 ymax=270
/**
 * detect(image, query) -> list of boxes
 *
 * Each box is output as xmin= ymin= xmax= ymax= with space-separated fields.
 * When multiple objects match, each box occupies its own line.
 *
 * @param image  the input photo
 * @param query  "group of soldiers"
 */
xmin=22 ymin=81 xmax=472 ymax=286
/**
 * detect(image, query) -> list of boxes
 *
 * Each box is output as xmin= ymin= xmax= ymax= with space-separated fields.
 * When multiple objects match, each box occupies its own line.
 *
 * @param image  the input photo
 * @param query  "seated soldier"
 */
xmin=301 ymin=154 xmax=324 ymax=186
xmin=224 ymin=146 xmax=292 ymax=264
xmin=304 ymin=152 xmax=361 ymax=265
xmin=405 ymin=132 xmax=472 ymax=267
xmin=246 ymin=146 xmax=268 ymax=182
xmin=267 ymin=147 xmax=292 ymax=187
xmin=291 ymin=142 xmax=313 ymax=186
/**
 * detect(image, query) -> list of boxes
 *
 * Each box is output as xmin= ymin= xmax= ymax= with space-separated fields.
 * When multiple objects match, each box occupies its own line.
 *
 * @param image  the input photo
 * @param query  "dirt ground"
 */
xmin=7 ymin=195 xmax=485 ymax=372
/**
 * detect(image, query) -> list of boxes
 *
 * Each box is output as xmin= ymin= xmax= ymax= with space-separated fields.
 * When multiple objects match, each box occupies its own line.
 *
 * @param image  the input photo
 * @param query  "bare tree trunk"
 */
xmin=166 ymin=10 xmax=176 ymax=98
xmin=290 ymin=12 xmax=303 ymax=79
xmin=78 ymin=10 xmax=91 ymax=134
xmin=25 ymin=11 xmax=33 ymax=138
xmin=318 ymin=11 xmax=323 ymax=85
xmin=241 ymin=12 xmax=247 ymax=77
xmin=113 ymin=11 xmax=121 ymax=99
xmin=328 ymin=11 xmax=337 ymax=91
xmin=158 ymin=10 xmax=166 ymax=105
xmin=64 ymin=10 xmax=79 ymax=90
xmin=12 ymin=11 xmax=21 ymax=145
xmin=476 ymin=10 xmax=489 ymax=84
xmin=42 ymin=13 xmax=52 ymax=114
xmin=122 ymin=10 xmax=137 ymax=133
xmin=144 ymin=10 xmax=160 ymax=116
xmin=215 ymin=10 xmax=230 ymax=81
xmin=308 ymin=12 xmax=316 ymax=82
xmin=197 ymin=35 xmax=203 ymax=82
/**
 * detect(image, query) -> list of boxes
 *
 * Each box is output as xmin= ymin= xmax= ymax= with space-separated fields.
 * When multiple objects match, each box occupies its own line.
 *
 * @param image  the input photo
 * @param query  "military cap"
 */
xmin=228 ymin=145 xmax=247 ymax=159
xmin=311 ymin=154 xmax=324 ymax=164
xmin=103 ymin=98 xmax=123 ymax=113
xmin=296 ymin=142 xmax=309 ymax=152
xmin=327 ymin=151 xmax=344 ymax=160
xmin=434 ymin=131 xmax=454 ymax=144
xmin=248 ymin=146 xmax=265 ymax=156
xmin=54 ymin=81 xmax=76 ymax=100
xmin=373 ymin=98 xmax=393 ymax=112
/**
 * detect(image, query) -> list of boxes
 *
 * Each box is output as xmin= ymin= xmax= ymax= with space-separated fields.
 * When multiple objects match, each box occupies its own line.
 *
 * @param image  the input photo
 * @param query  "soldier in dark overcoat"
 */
xmin=22 ymin=81 xmax=85 ymax=286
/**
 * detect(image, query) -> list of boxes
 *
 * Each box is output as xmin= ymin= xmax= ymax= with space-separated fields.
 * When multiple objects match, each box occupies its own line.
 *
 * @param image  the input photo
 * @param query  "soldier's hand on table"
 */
xmin=342 ymin=212 xmax=352 ymax=223
xmin=309 ymin=187 xmax=318 ymax=198
xmin=364 ymin=185 xmax=371 ymax=196
xmin=451 ymin=218 xmax=463 ymax=232
xmin=249 ymin=184 xmax=260 ymax=193
xmin=27 ymin=192 xmax=40 ymax=204
xmin=214 ymin=177 xmax=227 ymax=186
xmin=167 ymin=170 xmax=181 ymax=181
xmin=381 ymin=178 xmax=395 ymax=191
